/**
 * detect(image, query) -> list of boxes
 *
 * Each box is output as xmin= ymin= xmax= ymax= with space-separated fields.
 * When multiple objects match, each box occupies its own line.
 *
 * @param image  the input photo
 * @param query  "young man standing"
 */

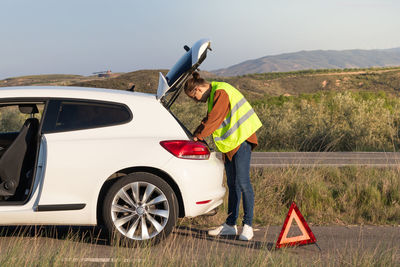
xmin=184 ymin=72 xmax=262 ymax=241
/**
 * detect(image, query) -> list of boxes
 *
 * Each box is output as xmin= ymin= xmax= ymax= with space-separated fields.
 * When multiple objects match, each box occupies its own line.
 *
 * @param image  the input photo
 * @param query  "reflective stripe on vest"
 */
xmin=214 ymin=108 xmax=256 ymax=141
xmin=208 ymin=82 xmax=262 ymax=153
xmin=217 ymin=97 xmax=247 ymax=130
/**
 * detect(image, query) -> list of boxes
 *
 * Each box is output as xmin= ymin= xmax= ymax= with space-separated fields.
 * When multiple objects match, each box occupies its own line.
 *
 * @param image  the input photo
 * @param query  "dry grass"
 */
xmin=0 ymin=224 xmax=398 ymax=266
xmin=253 ymin=91 xmax=400 ymax=152
xmin=184 ymin=166 xmax=400 ymax=227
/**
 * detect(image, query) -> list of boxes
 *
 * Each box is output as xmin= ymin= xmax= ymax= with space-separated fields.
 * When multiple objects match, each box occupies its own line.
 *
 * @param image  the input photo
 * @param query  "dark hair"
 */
xmin=184 ymin=72 xmax=207 ymax=95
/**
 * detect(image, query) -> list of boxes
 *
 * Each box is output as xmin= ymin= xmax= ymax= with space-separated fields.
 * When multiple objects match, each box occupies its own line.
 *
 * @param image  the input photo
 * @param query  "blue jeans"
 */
xmin=225 ymin=141 xmax=254 ymax=226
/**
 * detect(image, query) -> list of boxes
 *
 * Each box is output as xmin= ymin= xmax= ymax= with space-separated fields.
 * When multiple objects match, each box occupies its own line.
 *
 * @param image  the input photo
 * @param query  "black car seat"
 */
xmin=0 ymin=105 xmax=39 ymax=197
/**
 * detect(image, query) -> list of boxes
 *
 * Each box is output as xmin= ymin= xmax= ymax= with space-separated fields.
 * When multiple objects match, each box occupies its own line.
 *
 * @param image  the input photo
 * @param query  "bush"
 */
xmin=253 ymin=91 xmax=400 ymax=151
xmin=0 ymin=108 xmax=27 ymax=132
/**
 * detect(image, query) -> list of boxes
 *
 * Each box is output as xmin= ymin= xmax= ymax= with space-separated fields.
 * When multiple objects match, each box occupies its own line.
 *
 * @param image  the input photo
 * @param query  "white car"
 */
xmin=0 ymin=39 xmax=225 ymax=244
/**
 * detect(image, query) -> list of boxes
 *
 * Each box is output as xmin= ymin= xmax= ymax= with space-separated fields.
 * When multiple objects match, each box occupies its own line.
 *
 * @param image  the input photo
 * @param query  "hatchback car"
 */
xmin=0 ymin=39 xmax=225 ymax=244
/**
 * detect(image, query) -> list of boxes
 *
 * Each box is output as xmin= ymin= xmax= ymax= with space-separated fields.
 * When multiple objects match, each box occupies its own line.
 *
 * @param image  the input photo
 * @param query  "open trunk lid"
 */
xmin=156 ymin=38 xmax=211 ymax=108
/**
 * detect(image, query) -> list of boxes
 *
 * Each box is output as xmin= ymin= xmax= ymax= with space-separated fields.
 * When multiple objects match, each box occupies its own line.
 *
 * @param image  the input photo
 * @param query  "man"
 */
xmin=184 ymin=72 xmax=262 ymax=241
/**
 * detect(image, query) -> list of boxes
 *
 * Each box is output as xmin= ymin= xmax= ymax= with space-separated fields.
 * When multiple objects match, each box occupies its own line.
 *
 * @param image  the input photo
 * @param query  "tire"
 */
xmin=102 ymin=172 xmax=178 ymax=245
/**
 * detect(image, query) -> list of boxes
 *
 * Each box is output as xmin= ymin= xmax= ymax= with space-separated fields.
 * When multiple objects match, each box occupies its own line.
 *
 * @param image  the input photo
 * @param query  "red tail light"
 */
xmin=160 ymin=140 xmax=210 ymax=160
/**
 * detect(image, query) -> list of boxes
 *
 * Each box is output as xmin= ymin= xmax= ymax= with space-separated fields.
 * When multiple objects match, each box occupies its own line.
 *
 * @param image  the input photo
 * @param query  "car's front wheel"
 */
xmin=102 ymin=172 xmax=178 ymax=245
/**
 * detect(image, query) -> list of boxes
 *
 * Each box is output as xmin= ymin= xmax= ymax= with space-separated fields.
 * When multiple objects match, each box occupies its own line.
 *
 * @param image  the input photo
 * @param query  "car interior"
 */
xmin=0 ymin=103 xmax=42 ymax=203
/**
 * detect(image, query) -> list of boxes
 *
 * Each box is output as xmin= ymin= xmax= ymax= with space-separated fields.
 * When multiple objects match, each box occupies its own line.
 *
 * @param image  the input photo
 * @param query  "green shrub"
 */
xmin=0 ymin=108 xmax=27 ymax=132
xmin=253 ymin=91 xmax=400 ymax=151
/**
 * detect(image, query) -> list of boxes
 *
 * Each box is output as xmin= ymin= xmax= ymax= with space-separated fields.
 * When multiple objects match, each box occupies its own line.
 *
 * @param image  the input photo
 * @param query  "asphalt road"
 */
xmin=242 ymin=152 xmax=400 ymax=167
xmin=0 ymin=225 xmax=398 ymax=265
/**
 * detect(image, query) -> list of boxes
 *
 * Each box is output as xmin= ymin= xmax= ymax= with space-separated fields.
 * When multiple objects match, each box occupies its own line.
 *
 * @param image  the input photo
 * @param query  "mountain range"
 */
xmin=212 ymin=47 xmax=400 ymax=76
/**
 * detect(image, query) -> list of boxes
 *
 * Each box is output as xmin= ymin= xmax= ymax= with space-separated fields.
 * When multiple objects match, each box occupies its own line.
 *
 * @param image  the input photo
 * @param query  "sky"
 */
xmin=1 ymin=0 xmax=399 ymax=79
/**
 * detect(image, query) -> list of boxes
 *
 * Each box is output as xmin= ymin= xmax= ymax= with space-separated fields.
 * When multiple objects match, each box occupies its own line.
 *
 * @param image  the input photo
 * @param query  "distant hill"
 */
xmin=213 ymin=47 xmax=400 ymax=76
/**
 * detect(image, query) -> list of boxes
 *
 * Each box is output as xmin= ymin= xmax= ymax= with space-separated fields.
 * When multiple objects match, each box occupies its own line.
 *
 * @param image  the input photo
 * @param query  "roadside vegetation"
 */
xmin=0 ymin=218 xmax=398 ymax=266
xmin=186 ymin=166 xmax=400 ymax=227
xmin=253 ymin=91 xmax=400 ymax=151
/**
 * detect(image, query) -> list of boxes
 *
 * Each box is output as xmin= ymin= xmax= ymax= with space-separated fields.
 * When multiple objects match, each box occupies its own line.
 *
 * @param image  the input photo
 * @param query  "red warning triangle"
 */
xmin=276 ymin=202 xmax=316 ymax=248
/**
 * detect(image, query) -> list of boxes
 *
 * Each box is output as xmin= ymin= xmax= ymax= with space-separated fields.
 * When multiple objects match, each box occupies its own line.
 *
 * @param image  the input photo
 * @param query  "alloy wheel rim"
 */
xmin=111 ymin=181 xmax=169 ymax=240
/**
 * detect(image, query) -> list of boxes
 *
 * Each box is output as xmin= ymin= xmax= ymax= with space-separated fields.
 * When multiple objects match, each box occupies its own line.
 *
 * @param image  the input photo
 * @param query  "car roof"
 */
xmin=0 ymin=86 xmax=156 ymax=103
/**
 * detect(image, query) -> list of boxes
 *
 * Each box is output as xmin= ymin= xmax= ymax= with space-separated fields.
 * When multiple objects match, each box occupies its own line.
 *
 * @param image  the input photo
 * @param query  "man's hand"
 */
xmin=193 ymin=137 xmax=198 ymax=142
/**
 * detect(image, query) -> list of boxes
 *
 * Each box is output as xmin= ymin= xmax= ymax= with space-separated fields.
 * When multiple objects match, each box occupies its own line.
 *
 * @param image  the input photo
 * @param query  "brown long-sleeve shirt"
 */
xmin=194 ymin=90 xmax=258 ymax=161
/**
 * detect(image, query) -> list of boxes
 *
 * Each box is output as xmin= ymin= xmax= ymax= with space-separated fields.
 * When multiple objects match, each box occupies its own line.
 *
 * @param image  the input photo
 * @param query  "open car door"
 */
xmin=156 ymin=38 xmax=211 ymax=109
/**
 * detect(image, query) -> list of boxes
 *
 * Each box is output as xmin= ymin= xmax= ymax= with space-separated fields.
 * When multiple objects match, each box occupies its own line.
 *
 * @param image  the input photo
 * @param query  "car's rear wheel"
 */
xmin=102 ymin=172 xmax=178 ymax=245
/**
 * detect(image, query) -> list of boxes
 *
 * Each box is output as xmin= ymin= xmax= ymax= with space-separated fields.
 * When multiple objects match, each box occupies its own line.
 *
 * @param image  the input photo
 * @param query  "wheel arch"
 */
xmin=96 ymin=166 xmax=185 ymax=227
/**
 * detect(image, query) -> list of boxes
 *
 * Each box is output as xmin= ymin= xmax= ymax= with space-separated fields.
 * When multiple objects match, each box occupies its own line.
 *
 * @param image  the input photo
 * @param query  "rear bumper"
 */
xmin=185 ymin=185 xmax=226 ymax=218
xmin=162 ymin=152 xmax=226 ymax=217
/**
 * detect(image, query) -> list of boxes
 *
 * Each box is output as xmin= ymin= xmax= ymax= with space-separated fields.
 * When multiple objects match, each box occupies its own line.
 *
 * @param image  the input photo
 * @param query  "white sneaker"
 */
xmin=208 ymin=223 xmax=237 ymax=236
xmin=239 ymin=224 xmax=254 ymax=241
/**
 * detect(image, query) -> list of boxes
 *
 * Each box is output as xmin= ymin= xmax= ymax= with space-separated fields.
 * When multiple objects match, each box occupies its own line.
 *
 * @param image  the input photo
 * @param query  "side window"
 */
xmin=53 ymin=101 xmax=131 ymax=132
xmin=0 ymin=103 xmax=44 ymax=133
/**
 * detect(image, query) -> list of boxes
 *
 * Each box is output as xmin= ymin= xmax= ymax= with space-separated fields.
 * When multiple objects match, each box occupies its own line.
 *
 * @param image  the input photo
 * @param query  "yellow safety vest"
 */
xmin=207 ymin=82 xmax=262 ymax=153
